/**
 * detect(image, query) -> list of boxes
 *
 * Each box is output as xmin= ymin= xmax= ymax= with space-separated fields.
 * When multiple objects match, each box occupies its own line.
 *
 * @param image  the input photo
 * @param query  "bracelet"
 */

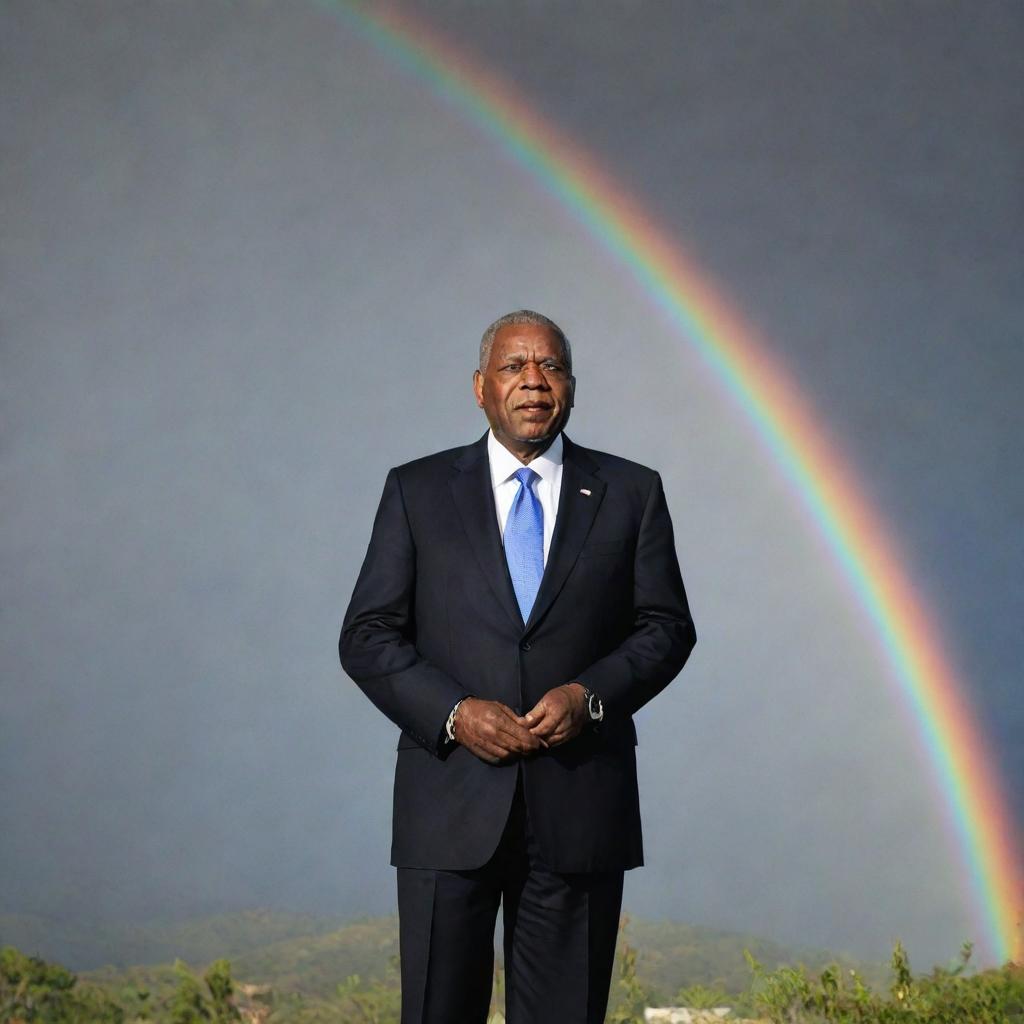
xmin=446 ymin=697 xmax=470 ymax=742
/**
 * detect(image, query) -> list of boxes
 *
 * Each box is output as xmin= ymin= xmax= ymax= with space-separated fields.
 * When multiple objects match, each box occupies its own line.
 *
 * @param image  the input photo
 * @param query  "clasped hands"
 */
xmin=453 ymin=684 xmax=588 ymax=765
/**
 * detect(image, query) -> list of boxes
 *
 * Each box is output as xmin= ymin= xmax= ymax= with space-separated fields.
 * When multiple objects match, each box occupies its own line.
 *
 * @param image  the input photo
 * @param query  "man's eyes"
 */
xmin=501 ymin=362 xmax=565 ymax=373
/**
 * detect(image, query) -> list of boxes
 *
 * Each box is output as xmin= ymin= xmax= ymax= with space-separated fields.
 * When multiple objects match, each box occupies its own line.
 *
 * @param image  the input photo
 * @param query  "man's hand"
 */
xmin=454 ymin=698 xmax=546 ymax=765
xmin=525 ymin=683 xmax=588 ymax=747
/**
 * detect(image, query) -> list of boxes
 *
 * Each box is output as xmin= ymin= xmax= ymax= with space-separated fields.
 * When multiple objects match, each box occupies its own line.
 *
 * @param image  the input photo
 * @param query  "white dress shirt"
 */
xmin=487 ymin=429 xmax=563 ymax=566
xmin=445 ymin=431 xmax=565 ymax=743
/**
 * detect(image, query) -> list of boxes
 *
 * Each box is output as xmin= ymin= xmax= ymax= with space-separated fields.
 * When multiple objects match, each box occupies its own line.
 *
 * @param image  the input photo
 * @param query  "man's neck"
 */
xmin=492 ymin=433 xmax=559 ymax=465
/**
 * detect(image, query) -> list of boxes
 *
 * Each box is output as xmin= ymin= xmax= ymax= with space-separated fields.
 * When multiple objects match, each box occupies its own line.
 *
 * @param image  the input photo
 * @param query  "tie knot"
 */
xmin=513 ymin=467 xmax=539 ymax=489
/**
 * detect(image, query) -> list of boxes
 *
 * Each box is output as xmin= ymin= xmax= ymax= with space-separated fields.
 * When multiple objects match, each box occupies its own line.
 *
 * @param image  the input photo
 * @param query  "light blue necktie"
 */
xmin=504 ymin=467 xmax=544 ymax=622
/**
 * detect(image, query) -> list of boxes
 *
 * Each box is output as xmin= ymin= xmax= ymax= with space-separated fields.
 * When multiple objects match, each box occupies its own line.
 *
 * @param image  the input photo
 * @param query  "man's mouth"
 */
xmin=516 ymin=402 xmax=552 ymax=411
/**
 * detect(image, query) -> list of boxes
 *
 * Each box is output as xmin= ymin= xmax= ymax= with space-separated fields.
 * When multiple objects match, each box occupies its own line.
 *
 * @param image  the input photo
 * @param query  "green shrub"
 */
xmin=0 ymin=945 xmax=124 ymax=1023
xmin=746 ymin=940 xmax=1024 ymax=1023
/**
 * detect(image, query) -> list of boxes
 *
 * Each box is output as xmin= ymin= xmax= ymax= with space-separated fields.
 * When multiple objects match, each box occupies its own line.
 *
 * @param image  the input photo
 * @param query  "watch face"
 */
xmin=588 ymin=693 xmax=603 ymax=720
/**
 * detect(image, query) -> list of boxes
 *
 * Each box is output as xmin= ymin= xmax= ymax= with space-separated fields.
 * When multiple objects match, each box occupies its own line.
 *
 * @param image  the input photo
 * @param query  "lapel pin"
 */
xmin=579 ymin=488 xmax=592 ymax=496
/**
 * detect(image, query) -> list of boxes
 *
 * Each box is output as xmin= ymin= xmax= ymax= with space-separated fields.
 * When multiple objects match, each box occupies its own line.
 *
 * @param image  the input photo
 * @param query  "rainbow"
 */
xmin=323 ymin=1 xmax=1021 ymax=963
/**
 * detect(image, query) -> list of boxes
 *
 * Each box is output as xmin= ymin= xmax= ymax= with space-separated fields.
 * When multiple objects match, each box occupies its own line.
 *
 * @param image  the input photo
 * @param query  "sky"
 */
xmin=1 ymin=0 xmax=1021 ymax=968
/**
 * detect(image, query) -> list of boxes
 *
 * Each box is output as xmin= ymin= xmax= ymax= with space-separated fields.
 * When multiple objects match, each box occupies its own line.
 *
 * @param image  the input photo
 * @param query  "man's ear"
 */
xmin=473 ymin=369 xmax=485 ymax=409
xmin=569 ymin=375 xmax=576 ymax=408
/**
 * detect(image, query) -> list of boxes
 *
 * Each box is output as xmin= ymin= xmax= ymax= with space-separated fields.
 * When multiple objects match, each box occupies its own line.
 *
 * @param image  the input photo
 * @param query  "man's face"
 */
xmin=474 ymin=322 xmax=575 ymax=453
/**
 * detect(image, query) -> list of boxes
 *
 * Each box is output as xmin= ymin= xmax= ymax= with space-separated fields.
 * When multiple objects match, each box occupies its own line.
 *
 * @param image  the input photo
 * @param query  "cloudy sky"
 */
xmin=2 ymin=0 xmax=1021 ymax=967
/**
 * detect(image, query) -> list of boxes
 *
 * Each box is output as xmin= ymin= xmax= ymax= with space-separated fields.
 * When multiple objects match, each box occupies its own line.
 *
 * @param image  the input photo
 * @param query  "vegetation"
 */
xmin=607 ymin=935 xmax=649 ymax=1024
xmin=2 ymin=912 xmax=1021 ymax=1023
xmin=622 ymin=917 xmax=883 ymax=1001
xmin=746 ymin=940 xmax=1024 ymax=1024
xmin=0 ymin=945 xmax=125 ymax=1023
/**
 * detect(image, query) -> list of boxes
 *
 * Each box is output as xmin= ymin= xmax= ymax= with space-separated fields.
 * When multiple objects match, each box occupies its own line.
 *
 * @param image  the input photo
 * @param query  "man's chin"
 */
xmin=491 ymin=416 xmax=568 ymax=450
xmin=513 ymin=427 xmax=560 ymax=445
xmin=511 ymin=417 xmax=567 ymax=444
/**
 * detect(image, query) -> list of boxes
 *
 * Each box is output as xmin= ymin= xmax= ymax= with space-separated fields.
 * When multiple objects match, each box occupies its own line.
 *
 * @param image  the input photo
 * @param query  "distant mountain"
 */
xmin=72 ymin=915 xmax=401 ymax=1018
xmin=228 ymin=915 xmax=400 ymax=998
xmin=0 ymin=909 xmax=342 ymax=972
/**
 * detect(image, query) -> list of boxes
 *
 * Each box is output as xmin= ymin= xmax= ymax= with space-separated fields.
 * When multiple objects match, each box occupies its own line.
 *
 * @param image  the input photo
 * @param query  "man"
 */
xmin=340 ymin=310 xmax=695 ymax=1024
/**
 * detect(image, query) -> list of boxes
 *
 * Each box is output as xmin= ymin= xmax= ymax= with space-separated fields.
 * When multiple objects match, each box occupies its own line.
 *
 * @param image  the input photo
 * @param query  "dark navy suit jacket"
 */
xmin=340 ymin=432 xmax=695 ymax=874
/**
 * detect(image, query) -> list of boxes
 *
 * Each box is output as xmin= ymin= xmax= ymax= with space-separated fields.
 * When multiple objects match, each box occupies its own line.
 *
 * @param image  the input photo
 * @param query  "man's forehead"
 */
xmin=492 ymin=323 xmax=564 ymax=355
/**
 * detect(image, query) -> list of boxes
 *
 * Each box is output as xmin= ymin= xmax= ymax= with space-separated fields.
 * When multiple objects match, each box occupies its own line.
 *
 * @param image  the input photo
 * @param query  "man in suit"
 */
xmin=340 ymin=310 xmax=695 ymax=1024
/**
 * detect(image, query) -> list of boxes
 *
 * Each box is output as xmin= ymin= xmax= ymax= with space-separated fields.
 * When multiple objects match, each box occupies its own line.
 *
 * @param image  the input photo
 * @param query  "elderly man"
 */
xmin=340 ymin=310 xmax=695 ymax=1024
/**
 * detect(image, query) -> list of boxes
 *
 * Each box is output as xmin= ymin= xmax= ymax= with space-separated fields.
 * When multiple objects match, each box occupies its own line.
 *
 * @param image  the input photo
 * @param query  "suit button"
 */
xmin=519 ymin=640 xmax=532 ymax=652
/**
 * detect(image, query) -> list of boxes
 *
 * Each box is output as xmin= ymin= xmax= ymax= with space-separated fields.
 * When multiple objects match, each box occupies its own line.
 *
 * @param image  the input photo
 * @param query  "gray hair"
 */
xmin=478 ymin=309 xmax=573 ymax=374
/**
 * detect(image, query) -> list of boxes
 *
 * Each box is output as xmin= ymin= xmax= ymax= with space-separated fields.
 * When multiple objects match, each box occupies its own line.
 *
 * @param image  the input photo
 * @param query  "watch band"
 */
xmin=581 ymin=686 xmax=604 ymax=723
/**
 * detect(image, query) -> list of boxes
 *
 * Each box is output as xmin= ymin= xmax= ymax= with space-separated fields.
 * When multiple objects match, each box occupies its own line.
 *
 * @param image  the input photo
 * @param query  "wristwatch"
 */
xmin=581 ymin=686 xmax=604 ymax=725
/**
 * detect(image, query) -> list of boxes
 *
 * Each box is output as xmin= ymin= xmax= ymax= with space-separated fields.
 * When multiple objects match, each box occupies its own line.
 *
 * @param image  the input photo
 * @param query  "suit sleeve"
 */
xmin=576 ymin=472 xmax=696 ymax=719
xmin=339 ymin=468 xmax=467 ymax=757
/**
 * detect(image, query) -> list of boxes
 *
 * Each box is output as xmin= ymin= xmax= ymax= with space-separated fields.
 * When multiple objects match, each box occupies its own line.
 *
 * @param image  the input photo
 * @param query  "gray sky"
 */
xmin=2 ymin=0 xmax=1021 ymax=967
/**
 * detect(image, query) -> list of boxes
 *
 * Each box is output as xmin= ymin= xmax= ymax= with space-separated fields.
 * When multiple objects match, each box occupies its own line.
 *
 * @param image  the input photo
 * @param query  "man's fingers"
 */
xmin=472 ymin=741 xmax=509 ymax=765
xmin=460 ymin=727 xmax=517 ymax=764
xmin=468 ymin=745 xmax=505 ymax=766
xmin=525 ymin=699 xmax=564 ymax=741
xmin=489 ymin=706 xmax=543 ymax=749
xmin=523 ymin=700 xmax=548 ymax=725
xmin=526 ymin=691 xmax=574 ymax=738
xmin=528 ymin=716 xmax=559 ymax=741
xmin=457 ymin=699 xmax=543 ymax=758
xmin=530 ymin=686 xmax=587 ymax=747
xmin=498 ymin=724 xmax=546 ymax=754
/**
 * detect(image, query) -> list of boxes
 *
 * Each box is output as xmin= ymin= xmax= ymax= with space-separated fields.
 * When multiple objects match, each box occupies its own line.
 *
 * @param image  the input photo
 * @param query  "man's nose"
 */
xmin=520 ymin=361 xmax=548 ymax=387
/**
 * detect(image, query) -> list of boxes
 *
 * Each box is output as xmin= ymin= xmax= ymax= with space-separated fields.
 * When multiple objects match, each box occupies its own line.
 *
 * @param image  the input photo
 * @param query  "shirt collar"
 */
xmin=487 ymin=430 xmax=563 ymax=488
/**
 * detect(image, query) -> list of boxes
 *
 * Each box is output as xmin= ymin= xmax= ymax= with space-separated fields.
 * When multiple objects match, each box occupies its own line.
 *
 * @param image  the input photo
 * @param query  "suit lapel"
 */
xmin=525 ymin=437 xmax=605 ymax=633
xmin=449 ymin=435 xmax=524 ymax=631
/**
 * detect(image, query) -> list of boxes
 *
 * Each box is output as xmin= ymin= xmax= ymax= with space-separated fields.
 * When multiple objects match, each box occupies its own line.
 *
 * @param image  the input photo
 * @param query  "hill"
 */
xmin=0 ymin=908 xmax=341 ymax=972
xmin=83 ymin=915 xmax=400 ymax=1003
